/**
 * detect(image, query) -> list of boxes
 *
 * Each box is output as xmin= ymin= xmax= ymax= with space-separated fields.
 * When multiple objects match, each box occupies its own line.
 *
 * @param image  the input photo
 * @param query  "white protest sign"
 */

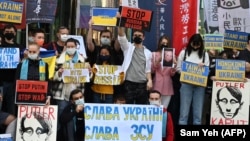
xmin=84 ymin=103 xmax=163 ymax=141
xmin=62 ymin=62 xmax=90 ymax=83
xmin=93 ymin=65 xmax=123 ymax=85
xmin=0 ymin=48 xmax=20 ymax=69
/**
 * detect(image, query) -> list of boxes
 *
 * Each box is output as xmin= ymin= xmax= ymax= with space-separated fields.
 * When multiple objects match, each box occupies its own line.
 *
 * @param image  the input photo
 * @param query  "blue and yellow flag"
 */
xmin=40 ymin=50 xmax=56 ymax=79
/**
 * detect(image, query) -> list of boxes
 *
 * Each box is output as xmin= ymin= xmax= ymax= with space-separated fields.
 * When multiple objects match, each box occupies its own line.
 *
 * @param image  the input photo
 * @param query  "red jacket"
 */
xmin=163 ymin=108 xmax=174 ymax=141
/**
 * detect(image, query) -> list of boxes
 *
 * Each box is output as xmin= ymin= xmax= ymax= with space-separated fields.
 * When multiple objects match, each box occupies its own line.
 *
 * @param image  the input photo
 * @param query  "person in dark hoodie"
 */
xmin=60 ymin=89 xmax=85 ymax=141
xmin=0 ymin=24 xmax=25 ymax=116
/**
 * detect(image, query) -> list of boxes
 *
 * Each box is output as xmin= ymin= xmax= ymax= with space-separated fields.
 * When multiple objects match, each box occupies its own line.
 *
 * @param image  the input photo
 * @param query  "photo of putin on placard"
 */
xmin=162 ymin=48 xmax=174 ymax=67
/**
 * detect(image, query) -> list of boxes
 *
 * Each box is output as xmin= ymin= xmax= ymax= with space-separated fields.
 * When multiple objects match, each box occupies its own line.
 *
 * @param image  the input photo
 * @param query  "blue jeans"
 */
xmin=179 ymin=83 xmax=205 ymax=125
xmin=93 ymin=92 xmax=113 ymax=103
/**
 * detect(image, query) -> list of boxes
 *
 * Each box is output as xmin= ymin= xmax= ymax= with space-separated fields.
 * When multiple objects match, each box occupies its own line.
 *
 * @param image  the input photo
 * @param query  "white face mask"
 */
xmin=28 ymin=36 xmax=34 ymax=42
xmin=66 ymin=48 xmax=76 ymax=55
xmin=100 ymin=37 xmax=111 ymax=45
xmin=149 ymin=100 xmax=161 ymax=106
xmin=60 ymin=34 xmax=68 ymax=42
xmin=28 ymin=53 xmax=38 ymax=60
xmin=75 ymin=98 xmax=84 ymax=105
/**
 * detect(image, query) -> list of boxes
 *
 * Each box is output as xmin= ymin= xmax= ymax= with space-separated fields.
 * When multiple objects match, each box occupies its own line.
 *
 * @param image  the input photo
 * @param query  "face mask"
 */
xmin=28 ymin=53 xmax=38 ymax=60
xmin=192 ymin=47 xmax=199 ymax=51
xmin=4 ymin=33 xmax=15 ymax=40
xmin=75 ymin=98 xmax=84 ymax=105
xmin=36 ymin=39 xmax=44 ymax=47
xmin=60 ymin=34 xmax=68 ymax=42
xmin=66 ymin=48 xmax=76 ymax=55
xmin=161 ymin=45 xmax=168 ymax=48
xmin=28 ymin=37 xmax=34 ymax=42
xmin=99 ymin=55 xmax=110 ymax=61
xmin=149 ymin=100 xmax=161 ymax=106
xmin=100 ymin=37 xmax=111 ymax=45
xmin=133 ymin=36 xmax=142 ymax=44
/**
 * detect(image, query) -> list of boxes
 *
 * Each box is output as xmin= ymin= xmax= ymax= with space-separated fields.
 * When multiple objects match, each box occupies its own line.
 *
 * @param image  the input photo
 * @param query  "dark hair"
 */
xmin=65 ymin=38 xmax=80 ymax=46
xmin=100 ymin=29 xmax=112 ymax=38
xmin=69 ymin=89 xmax=83 ymax=100
xmin=148 ymin=90 xmax=162 ymax=98
xmin=132 ymin=29 xmax=145 ymax=36
xmin=3 ymin=24 xmax=17 ymax=33
xmin=57 ymin=26 xmax=69 ymax=33
xmin=20 ymin=112 xmax=52 ymax=136
xmin=156 ymin=35 xmax=171 ymax=51
xmin=96 ymin=45 xmax=115 ymax=65
xmin=186 ymin=33 xmax=204 ymax=58
xmin=248 ymin=34 xmax=250 ymax=42
xmin=33 ymin=28 xmax=45 ymax=36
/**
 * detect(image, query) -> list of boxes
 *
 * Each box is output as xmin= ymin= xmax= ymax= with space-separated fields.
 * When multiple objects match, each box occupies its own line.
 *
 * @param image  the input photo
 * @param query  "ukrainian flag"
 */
xmin=40 ymin=50 xmax=56 ymax=79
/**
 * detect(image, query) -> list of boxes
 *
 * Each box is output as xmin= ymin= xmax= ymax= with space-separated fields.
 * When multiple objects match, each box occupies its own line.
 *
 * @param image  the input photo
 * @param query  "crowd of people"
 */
xmin=0 ymin=21 xmax=249 ymax=141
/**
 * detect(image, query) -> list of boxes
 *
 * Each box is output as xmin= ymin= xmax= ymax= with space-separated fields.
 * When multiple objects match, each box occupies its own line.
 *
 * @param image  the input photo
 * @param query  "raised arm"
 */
xmin=87 ymin=19 xmax=95 ymax=52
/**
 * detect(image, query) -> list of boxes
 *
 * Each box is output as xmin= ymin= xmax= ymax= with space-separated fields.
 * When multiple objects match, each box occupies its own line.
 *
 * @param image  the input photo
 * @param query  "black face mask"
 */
xmin=192 ymin=47 xmax=199 ymax=51
xmin=161 ymin=45 xmax=168 ymax=48
xmin=4 ymin=33 xmax=15 ymax=40
xmin=99 ymin=55 xmax=110 ymax=61
xmin=133 ymin=36 xmax=142 ymax=44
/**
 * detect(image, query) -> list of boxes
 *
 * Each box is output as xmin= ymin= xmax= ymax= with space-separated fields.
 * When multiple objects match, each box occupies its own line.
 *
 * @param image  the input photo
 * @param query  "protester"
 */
xmin=44 ymin=26 xmax=70 ymax=57
xmin=87 ymin=19 xmax=124 ymax=103
xmin=176 ymin=33 xmax=210 ymax=125
xmin=148 ymin=90 xmax=174 ymax=141
xmin=151 ymin=35 xmax=176 ymax=108
xmin=51 ymin=38 xmax=89 ymax=137
xmin=91 ymin=45 xmax=121 ymax=103
xmin=117 ymin=26 xmax=152 ymax=104
xmin=0 ymin=24 xmax=24 ymax=116
xmin=60 ymin=89 xmax=85 ymax=141
xmin=32 ymin=28 xmax=47 ymax=51
xmin=15 ymin=42 xmax=51 ymax=106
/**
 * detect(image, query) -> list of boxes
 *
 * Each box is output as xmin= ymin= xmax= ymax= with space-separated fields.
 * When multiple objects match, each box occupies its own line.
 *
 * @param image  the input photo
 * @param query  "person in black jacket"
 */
xmin=60 ymin=89 xmax=85 ymax=141
xmin=15 ymin=42 xmax=51 ymax=105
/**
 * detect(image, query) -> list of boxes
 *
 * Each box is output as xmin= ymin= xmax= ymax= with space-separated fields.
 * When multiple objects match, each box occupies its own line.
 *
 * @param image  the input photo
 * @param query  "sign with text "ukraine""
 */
xmin=215 ymin=59 xmax=245 ymax=81
xmin=0 ymin=0 xmax=24 ymax=23
xmin=180 ymin=61 xmax=209 ymax=87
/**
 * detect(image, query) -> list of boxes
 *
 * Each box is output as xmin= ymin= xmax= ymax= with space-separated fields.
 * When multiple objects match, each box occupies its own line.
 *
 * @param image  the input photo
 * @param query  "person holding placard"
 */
xmin=15 ymin=42 xmax=51 ymax=106
xmin=51 ymin=38 xmax=89 ymax=137
xmin=151 ymin=35 xmax=176 ymax=109
xmin=91 ymin=45 xmax=121 ymax=103
xmin=176 ymin=33 xmax=210 ymax=125
xmin=0 ymin=24 xmax=24 ymax=116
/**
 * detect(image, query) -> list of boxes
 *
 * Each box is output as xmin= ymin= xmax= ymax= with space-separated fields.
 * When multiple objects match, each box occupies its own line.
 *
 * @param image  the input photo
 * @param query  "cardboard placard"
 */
xmin=15 ymin=80 xmax=48 ymax=105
